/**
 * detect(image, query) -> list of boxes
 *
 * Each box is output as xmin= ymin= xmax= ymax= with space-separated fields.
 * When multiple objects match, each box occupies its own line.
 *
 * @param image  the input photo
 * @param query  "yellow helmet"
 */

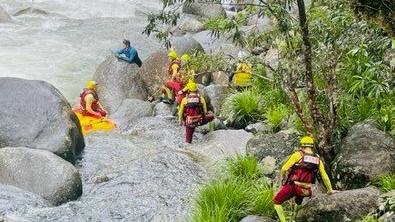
xmin=181 ymin=53 xmax=191 ymax=63
xmin=168 ymin=49 xmax=178 ymax=60
xmin=300 ymin=136 xmax=314 ymax=147
xmin=86 ymin=80 xmax=97 ymax=90
xmin=185 ymin=80 xmax=198 ymax=92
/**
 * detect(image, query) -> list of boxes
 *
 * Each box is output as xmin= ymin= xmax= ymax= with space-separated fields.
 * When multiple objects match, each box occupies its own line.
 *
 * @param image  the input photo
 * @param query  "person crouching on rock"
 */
xmin=78 ymin=81 xmax=108 ymax=118
xmin=178 ymin=81 xmax=214 ymax=143
xmin=113 ymin=39 xmax=142 ymax=67
xmin=161 ymin=49 xmax=185 ymax=104
xmin=273 ymin=136 xmax=337 ymax=222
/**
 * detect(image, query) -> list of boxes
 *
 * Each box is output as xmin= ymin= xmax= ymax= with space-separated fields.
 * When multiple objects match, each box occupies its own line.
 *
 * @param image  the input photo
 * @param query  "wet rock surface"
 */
xmin=0 ymin=77 xmax=84 ymax=163
xmin=332 ymin=121 xmax=395 ymax=189
xmin=186 ymin=129 xmax=253 ymax=167
xmin=0 ymin=185 xmax=49 ymax=216
xmin=296 ymin=187 xmax=380 ymax=222
xmin=93 ymin=56 xmax=147 ymax=113
xmin=111 ymin=98 xmax=153 ymax=130
xmin=0 ymin=147 xmax=82 ymax=205
xmin=4 ymin=128 xmax=206 ymax=221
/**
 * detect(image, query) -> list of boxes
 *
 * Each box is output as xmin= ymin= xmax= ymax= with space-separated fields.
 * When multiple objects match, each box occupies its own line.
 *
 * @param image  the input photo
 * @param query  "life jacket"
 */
xmin=288 ymin=150 xmax=320 ymax=184
xmin=168 ymin=59 xmax=182 ymax=77
xmin=184 ymin=93 xmax=204 ymax=127
xmin=80 ymin=88 xmax=99 ymax=112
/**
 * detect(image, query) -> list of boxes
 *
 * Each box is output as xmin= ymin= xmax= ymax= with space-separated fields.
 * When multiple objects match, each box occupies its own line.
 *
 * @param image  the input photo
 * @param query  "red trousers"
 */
xmin=184 ymin=113 xmax=214 ymax=143
xmin=273 ymin=183 xmax=312 ymax=205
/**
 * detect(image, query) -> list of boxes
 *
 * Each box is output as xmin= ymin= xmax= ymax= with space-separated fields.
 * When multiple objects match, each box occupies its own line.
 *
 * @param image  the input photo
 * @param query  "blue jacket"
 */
xmin=114 ymin=47 xmax=137 ymax=63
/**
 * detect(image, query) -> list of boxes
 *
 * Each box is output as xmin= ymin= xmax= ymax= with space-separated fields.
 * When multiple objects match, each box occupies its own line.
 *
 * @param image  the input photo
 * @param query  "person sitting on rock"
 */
xmin=273 ymin=136 xmax=336 ymax=222
xmin=113 ymin=39 xmax=142 ymax=67
xmin=178 ymin=81 xmax=214 ymax=143
xmin=78 ymin=80 xmax=108 ymax=118
xmin=161 ymin=49 xmax=185 ymax=104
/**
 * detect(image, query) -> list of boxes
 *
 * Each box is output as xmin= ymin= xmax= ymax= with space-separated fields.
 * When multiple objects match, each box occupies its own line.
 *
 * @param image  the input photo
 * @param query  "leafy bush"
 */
xmin=222 ymin=90 xmax=264 ymax=128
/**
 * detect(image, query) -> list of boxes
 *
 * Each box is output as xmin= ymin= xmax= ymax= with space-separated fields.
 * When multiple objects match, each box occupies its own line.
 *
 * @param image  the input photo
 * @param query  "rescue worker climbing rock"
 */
xmin=178 ymin=81 xmax=214 ymax=143
xmin=78 ymin=80 xmax=108 ymax=118
xmin=273 ymin=136 xmax=336 ymax=222
xmin=161 ymin=49 xmax=185 ymax=104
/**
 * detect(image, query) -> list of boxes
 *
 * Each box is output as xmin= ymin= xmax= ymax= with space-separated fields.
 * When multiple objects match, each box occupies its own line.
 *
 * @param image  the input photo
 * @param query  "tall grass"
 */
xmin=222 ymin=90 xmax=264 ymax=128
xmin=191 ymin=155 xmax=277 ymax=222
xmin=375 ymin=173 xmax=395 ymax=192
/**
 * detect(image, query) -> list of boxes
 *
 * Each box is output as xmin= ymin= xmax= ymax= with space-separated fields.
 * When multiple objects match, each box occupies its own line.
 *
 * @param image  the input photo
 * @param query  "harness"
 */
xmin=184 ymin=94 xmax=204 ymax=127
xmin=288 ymin=150 xmax=320 ymax=184
xmin=80 ymin=89 xmax=99 ymax=112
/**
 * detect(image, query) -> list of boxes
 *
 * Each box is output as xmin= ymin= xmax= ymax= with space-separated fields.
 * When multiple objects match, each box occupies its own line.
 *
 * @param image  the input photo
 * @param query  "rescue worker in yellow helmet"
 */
xmin=175 ymin=53 xmax=196 ymax=104
xmin=231 ymin=51 xmax=252 ymax=87
xmin=178 ymin=80 xmax=214 ymax=143
xmin=161 ymin=49 xmax=185 ymax=104
xmin=181 ymin=53 xmax=195 ymax=81
xmin=272 ymin=136 xmax=336 ymax=222
xmin=78 ymin=81 xmax=108 ymax=118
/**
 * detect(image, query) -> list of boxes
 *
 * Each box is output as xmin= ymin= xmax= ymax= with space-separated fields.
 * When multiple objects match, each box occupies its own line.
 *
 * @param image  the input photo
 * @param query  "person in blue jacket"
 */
xmin=113 ymin=39 xmax=143 ymax=67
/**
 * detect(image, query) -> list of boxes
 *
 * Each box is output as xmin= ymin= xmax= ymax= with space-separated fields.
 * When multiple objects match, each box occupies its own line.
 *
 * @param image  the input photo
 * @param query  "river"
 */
xmin=0 ymin=0 xmax=162 ymax=102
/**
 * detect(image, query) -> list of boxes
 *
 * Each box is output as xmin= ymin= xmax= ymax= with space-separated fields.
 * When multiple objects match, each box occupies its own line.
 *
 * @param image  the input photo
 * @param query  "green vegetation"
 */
xmin=221 ymin=90 xmax=264 ymax=129
xmin=375 ymin=173 xmax=395 ymax=192
xmin=191 ymin=155 xmax=279 ymax=222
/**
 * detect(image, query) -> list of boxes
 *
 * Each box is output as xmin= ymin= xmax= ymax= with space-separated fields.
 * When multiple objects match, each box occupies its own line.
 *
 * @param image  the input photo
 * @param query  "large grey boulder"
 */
xmin=0 ymin=77 xmax=84 ymax=162
xmin=200 ymin=84 xmax=230 ymax=115
xmin=0 ymin=185 xmax=49 ymax=215
xmin=245 ymin=122 xmax=272 ymax=134
xmin=332 ymin=121 xmax=395 ymax=189
xmin=183 ymin=2 xmax=226 ymax=18
xmin=179 ymin=16 xmax=205 ymax=33
xmin=186 ymin=130 xmax=253 ymax=166
xmin=246 ymin=130 xmax=300 ymax=163
xmin=0 ymin=147 xmax=82 ymax=205
xmin=153 ymin=102 xmax=174 ymax=117
xmin=170 ymin=36 xmax=204 ymax=55
xmin=136 ymin=39 xmax=203 ymax=99
xmin=111 ymin=99 xmax=153 ymax=130
xmin=211 ymin=71 xmax=229 ymax=86
xmin=296 ymin=187 xmax=380 ymax=222
xmin=136 ymin=51 xmax=168 ymax=98
xmin=240 ymin=215 xmax=276 ymax=222
xmin=93 ymin=56 xmax=147 ymax=113
xmin=0 ymin=6 xmax=12 ymax=23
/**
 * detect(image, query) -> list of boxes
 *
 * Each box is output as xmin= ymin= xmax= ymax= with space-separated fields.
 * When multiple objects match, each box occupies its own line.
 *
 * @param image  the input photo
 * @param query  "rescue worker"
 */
xmin=114 ymin=39 xmax=142 ymax=67
xmin=175 ymin=54 xmax=195 ymax=104
xmin=230 ymin=51 xmax=252 ymax=87
xmin=78 ymin=80 xmax=108 ymax=118
xmin=273 ymin=136 xmax=336 ymax=222
xmin=178 ymin=81 xmax=213 ymax=143
xmin=161 ymin=49 xmax=185 ymax=104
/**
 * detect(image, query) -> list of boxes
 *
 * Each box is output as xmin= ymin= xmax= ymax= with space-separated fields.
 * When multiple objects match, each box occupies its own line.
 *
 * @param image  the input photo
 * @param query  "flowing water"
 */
xmin=0 ymin=0 xmax=162 ymax=101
